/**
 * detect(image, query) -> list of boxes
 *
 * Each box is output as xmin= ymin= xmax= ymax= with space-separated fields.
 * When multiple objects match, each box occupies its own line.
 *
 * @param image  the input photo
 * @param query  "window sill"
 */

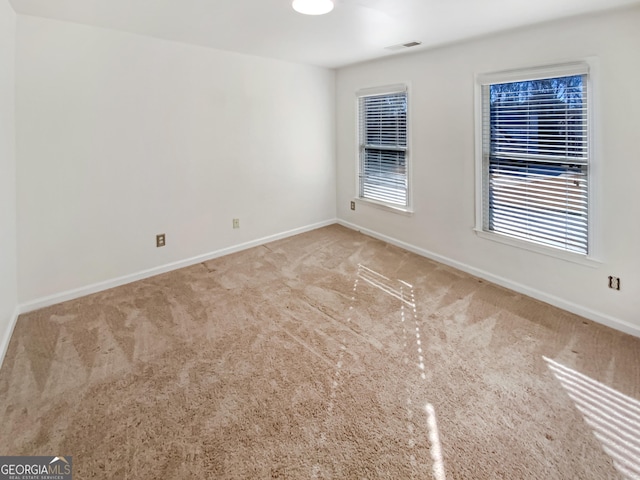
xmin=473 ymin=228 xmax=602 ymax=268
xmin=355 ymin=198 xmax=414 ymax=216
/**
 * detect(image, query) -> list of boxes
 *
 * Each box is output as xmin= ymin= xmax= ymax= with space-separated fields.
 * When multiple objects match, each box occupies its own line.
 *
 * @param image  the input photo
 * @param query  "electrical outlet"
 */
xmin=608 ymin=276 xmax=621 ymax=290
xmin=156 ymin=234 xmax=166 ymax=248
xmin=233 ymin=218 xmax=240 ymax=229
xmin=350 ymin=201 xmax=356 ymax=211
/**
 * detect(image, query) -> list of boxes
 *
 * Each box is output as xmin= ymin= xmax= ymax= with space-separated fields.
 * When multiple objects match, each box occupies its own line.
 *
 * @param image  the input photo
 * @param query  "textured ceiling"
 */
xmin=9 ymin=0 xmax=640 ymax=67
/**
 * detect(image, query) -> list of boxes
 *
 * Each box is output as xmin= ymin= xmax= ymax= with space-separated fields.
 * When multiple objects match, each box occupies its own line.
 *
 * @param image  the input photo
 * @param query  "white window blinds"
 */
xmin=358 ymin=87 xmax=408 ymax=207
xmin=481 ymin=72 xmax=589 ymax=254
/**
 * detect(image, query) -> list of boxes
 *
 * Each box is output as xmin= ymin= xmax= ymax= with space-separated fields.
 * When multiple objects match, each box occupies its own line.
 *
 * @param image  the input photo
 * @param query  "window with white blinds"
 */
xmin=479 ymin=67 xmax=590 ymax=254
xmin=358 ymin=86 xmax=408 ymax=208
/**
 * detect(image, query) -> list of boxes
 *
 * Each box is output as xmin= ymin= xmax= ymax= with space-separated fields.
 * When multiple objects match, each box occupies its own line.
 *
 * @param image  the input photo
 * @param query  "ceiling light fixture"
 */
xmin=292 ymin=0 xmax=334 ymax=15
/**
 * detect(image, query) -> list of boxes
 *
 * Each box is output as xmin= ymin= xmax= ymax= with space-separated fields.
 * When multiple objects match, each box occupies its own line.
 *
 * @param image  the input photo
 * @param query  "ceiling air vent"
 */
xmin=385 ymin=41 xmax=423 ymax=51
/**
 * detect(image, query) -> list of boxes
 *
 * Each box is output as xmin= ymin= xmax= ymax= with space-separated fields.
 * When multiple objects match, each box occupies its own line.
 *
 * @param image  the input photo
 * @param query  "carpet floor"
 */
xmin=1 ymin=225 xmax=639 ymax=479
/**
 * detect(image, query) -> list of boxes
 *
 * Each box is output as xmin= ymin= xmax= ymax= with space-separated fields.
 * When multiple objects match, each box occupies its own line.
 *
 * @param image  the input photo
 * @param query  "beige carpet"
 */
xmin=1 ymin=225 xmax=639 ymax=479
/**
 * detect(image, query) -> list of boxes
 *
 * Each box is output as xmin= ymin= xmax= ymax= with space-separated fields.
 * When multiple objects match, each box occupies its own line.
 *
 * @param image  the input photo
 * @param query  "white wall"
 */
xmin=0 ymin=0 xmax=18 ymax=354
xmin=336 ymin=7 xmax=640 ymax=334
xmin=16 ymin=16 xmax=336 ymax=304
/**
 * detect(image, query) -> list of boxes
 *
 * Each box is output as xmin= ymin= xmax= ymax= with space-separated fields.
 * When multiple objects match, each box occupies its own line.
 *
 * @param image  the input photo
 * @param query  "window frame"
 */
xmin=355 ymin=84 xmax=413 ymax=214
xmin=474 ymin=60 xmax=601 ymax=265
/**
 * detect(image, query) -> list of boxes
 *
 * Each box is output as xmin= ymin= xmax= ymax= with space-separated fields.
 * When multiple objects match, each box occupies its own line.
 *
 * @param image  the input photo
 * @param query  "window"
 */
xmin=357 ymin=85 xmax=409 ymax=209
xmin=477 ymin=63 xmax=591 ymax=255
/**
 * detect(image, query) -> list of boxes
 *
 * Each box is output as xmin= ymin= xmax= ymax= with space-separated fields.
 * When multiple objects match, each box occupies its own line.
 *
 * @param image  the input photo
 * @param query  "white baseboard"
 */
xmin=337 ymin=219 xmax=640 ymax=339
xmin=0 ymin=306 xmax=20 ymax=368
xmin=20 ymin=219 xmax=337 ymax=314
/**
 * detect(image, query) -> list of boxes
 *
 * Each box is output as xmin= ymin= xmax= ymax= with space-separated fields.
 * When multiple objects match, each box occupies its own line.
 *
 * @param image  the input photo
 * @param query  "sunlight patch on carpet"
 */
xmin=358 ymin=264 xmax=415 ymax=307
xmin=313 ymin=270 xmax=360 ymax=478
xmin=426 ymin=403 xmax=446 ymax=480
xmin=295 ymin=262 xmax=450 ymax=478
xmin=392 ymin=272 xmax=446 ymax=480
xmin=544 ymin=356 xmax=640 ymax=480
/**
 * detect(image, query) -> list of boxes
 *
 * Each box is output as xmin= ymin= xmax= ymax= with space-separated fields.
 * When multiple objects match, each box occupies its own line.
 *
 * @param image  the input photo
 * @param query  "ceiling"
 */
xmin=9 ymin=0 xmax=640 ymax=68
